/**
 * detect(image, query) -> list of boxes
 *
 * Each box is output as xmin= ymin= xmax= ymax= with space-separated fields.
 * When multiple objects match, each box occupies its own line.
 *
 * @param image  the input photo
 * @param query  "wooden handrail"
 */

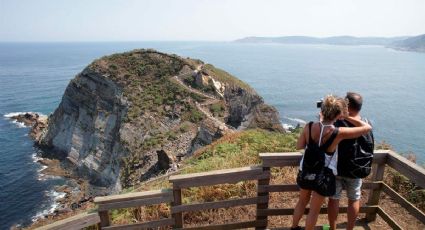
xmin=94 ymin=189 xmax=172 ymax=204
xmin=35 ymin=212 xmax=100 ymax=230
xmin=259 ymin=150 xmax=389 ymax=167
xmin=38 ymin=150 xmax=425 ymax=230
xmin=386 ymin=150 xmax=425 ymax=188
xmin=169 ymin=166 xmax=267 ymax=188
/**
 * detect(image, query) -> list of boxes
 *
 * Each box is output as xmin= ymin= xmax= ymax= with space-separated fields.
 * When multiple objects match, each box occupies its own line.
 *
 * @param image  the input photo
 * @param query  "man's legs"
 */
xmin=347 ymin=199 xmax=360 ymax=230
xmin=345 ymin=177 xmax=362 ymax=230
xmin=328 ymin=177 xmax=343 ymax=230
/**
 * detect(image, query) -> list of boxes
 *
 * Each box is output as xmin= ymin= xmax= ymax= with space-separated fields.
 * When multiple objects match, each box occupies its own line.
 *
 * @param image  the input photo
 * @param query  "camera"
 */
xmin=316 ymin=99 xmax=323 ymax=108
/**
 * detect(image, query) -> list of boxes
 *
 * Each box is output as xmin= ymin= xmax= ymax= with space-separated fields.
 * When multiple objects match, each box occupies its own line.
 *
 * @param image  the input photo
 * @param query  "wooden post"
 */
xmin=98 ymin=210 xmax=110 ymax=228
xmin=172 ymin=187 xmax=183 ymax=228
xmin=366 ymin=163 xmax=385 ymax=221
xmin=256 ymin=167 xmax=270 ymax=230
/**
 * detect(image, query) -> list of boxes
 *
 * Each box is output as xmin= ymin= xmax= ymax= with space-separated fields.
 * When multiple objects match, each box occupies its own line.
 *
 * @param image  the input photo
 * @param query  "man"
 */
xmin=328 ymin=92 xmax=374 ymax=230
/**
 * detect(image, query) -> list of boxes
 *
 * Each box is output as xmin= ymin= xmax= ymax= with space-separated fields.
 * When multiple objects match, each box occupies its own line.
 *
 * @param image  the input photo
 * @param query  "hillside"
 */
xmin=35 ymin=49 xmax=284 ymax=195
xmin=235 ymin=36 xmax=408 ymax=46
xmin=389 ymin=34 xmax=425 ymax=52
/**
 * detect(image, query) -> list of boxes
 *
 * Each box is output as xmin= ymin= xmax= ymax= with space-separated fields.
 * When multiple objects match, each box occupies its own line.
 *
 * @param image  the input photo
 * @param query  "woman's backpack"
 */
xmin=297 ymin=122 xmax=338 ymax=197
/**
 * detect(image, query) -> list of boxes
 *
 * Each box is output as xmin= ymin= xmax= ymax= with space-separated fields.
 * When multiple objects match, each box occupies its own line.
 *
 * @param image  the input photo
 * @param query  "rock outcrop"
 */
xmin=8 ymin=112 xmax=48 ymax=141
xmin=37 ymin=49 xmax=283 ymax=193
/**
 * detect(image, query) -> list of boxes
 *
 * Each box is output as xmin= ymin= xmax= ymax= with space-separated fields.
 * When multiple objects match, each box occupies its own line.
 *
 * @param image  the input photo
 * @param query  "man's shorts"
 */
xmin=330 ymin=176 xmax=362 ymax=201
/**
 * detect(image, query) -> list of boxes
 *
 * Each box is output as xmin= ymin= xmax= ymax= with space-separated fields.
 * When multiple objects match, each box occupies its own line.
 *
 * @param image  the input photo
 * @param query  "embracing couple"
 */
xmin=291 ymin=92 xmax=375 ymax=230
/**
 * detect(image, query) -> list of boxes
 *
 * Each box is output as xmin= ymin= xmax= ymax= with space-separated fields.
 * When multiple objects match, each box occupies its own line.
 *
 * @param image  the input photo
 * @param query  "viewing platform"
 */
xmin=36 ymin=150 xmax=425 ymax=230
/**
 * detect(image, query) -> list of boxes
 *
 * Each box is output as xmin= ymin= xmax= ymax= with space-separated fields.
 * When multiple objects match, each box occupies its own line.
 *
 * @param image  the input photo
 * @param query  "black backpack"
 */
xmin=335 ymin=119 xmax=374 ymax=178
xmin=297 ymin=122 xmax=338 ymax=197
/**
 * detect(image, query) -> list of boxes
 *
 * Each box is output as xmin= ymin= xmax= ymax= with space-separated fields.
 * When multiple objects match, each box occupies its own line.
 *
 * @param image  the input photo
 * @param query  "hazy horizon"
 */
xmin=1 ymin=0 xmax=424 ymax=42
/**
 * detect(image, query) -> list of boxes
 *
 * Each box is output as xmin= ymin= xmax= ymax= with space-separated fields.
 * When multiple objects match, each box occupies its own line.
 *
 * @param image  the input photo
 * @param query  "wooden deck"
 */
xmin=35 ymin=150 xmax=425 ymax=230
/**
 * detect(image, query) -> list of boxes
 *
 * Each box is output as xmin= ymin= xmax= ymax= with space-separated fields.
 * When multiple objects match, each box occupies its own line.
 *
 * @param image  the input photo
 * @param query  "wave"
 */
xmin=282 ymin=123 xmax=295 ymax=130
xmin=31 ymin=190 xmax=66 ymax=222
xmin=284 ymin=116 xmax=307 ymax=125
xmin=4 ymin=111 xmax=46 ymax=128
xmin=4 ymin=111 xmax=46 ymax=118
xmin=4 ymin=111 xmax=34 ymax=118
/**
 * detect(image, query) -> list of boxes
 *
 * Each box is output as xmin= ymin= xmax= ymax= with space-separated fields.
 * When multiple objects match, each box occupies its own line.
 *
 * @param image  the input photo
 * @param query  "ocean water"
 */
xmin=1 ymin=42 xmax=425 ymax=228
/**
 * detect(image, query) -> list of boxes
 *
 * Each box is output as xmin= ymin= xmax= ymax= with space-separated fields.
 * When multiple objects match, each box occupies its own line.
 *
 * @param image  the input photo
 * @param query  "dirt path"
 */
xmin=173 ymin=68 xmax=234 ymax=132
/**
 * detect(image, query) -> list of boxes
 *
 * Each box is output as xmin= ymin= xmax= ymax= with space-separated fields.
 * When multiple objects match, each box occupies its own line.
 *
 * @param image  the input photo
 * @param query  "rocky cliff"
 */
xmin=37 ymin=49 xmax=283 ymax=193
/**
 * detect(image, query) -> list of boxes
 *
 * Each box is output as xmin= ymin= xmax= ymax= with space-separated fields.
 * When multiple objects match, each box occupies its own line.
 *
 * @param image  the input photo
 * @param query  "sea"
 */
xmin=0 ymin=42 xmax=424 ymax=229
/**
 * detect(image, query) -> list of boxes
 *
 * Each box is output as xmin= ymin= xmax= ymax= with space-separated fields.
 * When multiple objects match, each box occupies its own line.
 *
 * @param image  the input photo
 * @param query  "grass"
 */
xmin=203 ymin=64 xmax=253 ymax=92
xmin=108 ymin=129 xmax=300 ymax=225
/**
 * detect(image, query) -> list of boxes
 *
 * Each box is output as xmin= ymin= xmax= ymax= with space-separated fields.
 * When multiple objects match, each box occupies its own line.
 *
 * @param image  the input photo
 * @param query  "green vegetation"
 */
xmin=183 ymin=129 xmax=299 ymax=174
xmin=203 ymin=64 xmax=253 ymax=91
xmin=209 ymin=102 xmax=225 ymax=117
xmin=89 ymin=50 xmax=213 ymax=186
xmin=109 ymin=129 xmax=300 ymax=224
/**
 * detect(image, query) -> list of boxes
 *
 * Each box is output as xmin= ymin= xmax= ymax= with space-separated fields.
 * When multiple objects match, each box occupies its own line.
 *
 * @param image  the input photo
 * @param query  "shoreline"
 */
xmin=4 ymin=112 xmax=94 ymax=229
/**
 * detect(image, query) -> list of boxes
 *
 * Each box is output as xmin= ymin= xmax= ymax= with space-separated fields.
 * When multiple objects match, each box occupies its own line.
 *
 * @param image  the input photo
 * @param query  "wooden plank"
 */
xmin=257 ymin=206 xmax=378 ymax=216
xmin=94 ymin=189 xmax=172 ymax=204
xmin=366 ymin=163 xmax=385 ymax=221
xmin=169 ymin=166 xmax=265 ymax=188
xmin=103 ymin=218 xmax=175 ymax=230
xmin=362 ymin=181 xmax=382 ymax=190
xmin=98 ymin=210 xmax=110 ymax=227
xmin=258 ymin=182 xmax=380 ymax=193
xmin=373 ymin=150 xmax=389 ymax=165
xmin=386 ymin=150 xmax=425 ymax=188
xmin=258 ymin=184 xmax=299 ymax=193
xmin=172 ymin=188 xmax=183 ymax=228
xmin=171 ymin=196 xmax=267 ymax=213
xmin=35 ymin=212 xmax=100 ymax=230
xmin=256 ymin=167 xmax=271 ymax=230
xmin=177 ymin=220 xmax=267 ymax=230
xmin=259 ymin=151 xmax=388 ymax=167
xmin=98 ymin=195 xmax=173 ymax=211
xmin=382 ymin=182 xmax=425 ymax=224
xmin=376 ymin=207 xmax=403 ymax=230
xmin=260 ymin=152 xmax=302 ymax=167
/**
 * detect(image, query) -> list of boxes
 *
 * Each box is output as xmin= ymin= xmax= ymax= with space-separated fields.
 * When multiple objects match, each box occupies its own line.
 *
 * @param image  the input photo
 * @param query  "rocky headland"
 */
xmin=23 ymin=49 xmax=283 ymax=197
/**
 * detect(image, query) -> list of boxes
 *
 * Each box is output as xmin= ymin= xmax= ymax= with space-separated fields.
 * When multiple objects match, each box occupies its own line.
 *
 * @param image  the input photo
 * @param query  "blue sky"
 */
xmin=0 ymin=0 xmax=424 ymax=42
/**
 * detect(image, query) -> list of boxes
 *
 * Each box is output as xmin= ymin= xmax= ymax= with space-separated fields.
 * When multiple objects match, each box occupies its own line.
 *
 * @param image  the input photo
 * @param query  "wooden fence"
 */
xmin=36 ymin=150 xmax=425 ymax=230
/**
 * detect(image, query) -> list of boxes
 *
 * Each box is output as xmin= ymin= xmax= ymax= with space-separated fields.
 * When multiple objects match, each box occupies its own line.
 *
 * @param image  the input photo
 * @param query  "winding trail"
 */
xmin=172 ymin=67 xmax=234 ymax=132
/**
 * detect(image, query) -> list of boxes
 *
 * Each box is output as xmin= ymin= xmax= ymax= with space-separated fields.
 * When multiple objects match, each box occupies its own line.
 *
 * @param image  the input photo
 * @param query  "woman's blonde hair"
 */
xmin=321 ymin=95 xmax=348 ymax=121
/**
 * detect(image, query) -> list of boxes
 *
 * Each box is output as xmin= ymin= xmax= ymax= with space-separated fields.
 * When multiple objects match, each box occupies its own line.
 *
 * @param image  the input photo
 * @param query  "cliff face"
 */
xmin=38 ymin=49 xmax=283 ymax=193
xmin=39 ymin=68 xmax=128 ymax=191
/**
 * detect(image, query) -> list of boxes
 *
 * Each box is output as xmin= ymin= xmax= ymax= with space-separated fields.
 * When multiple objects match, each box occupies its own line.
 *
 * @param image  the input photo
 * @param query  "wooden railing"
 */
xmin=36 ymin=150 xmax=425 ymax=230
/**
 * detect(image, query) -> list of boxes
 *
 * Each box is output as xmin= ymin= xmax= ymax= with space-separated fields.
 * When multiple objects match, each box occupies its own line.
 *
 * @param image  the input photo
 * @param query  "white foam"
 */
xmin=12 ymin=120 xmax=27 ymax=128
xmin=32 ymin=153 xmax=43 ymax=163
xmin=38 ymin=165 xmax=48 ymax=172
xmin=4 ymin=112 xmax=33 ymax=118
xmin=282 ymin=123 xmax=295 ymax=130
xmin=4 ymin=112 xmax=44 ymax=128
xmin=4 ymin=111 xmax=45 ymax=118
xmin=31 ymin=190 xmax=66 ymax=222
xmin=285 ymin=117 xmax=307 ymax=125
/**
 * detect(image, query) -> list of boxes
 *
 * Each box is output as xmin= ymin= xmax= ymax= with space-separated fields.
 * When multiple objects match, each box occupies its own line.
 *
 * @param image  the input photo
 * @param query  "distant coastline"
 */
xmin=235 ymin=34 xmax=425 ymax=52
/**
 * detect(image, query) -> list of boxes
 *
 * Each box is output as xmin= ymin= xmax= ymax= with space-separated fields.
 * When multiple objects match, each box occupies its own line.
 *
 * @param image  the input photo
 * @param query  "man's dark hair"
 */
xmin=346 ymin=92 xmax=363 ymax=112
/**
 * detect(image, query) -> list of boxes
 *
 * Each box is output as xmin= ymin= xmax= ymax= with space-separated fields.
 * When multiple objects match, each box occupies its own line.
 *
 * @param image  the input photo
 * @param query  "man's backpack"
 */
xmin=336 ymin=119 xmax=374 ymax=178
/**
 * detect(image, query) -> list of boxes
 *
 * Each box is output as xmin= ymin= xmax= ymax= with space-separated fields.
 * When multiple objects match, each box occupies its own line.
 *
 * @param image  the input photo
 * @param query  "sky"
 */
xmin=0 ymin=0 xmax=424 ymax=42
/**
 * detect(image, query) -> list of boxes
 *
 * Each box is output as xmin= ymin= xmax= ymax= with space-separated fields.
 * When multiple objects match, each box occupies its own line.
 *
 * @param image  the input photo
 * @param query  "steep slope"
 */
xmin=37 ymin=49 xmax=283 ymax=193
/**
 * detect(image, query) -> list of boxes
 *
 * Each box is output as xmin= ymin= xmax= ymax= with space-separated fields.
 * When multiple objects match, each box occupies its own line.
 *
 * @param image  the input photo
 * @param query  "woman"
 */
xmin=291 ymin=95 xmax=372 ymax=230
